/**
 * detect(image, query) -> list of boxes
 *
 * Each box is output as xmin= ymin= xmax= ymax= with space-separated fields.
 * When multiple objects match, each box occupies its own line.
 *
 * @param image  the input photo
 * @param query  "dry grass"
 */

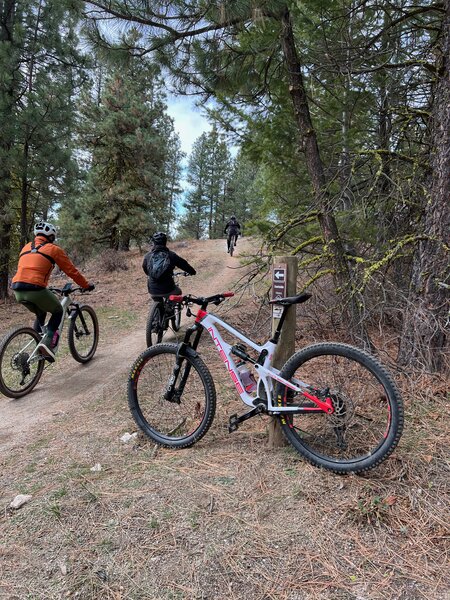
xmin=0 ymin=241 xmax=449 ymax=600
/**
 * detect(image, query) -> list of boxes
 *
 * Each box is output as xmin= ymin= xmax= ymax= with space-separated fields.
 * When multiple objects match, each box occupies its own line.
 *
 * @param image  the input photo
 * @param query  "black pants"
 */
xmin=227 ymin=232 xmax=239 ymax=251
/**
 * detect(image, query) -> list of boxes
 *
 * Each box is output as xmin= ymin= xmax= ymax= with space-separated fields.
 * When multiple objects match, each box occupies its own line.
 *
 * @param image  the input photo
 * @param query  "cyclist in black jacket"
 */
xmin=142 ymin=232 xmax=196 ymax=297
xmin=224 ymin=216 xmax=241 ymax=252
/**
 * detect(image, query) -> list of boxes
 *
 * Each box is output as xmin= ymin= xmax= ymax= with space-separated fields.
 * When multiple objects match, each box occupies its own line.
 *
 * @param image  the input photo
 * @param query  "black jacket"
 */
xmin=142 ymin=245 xmax=196 ymax=295
xmin=224 ymin=219 xmax=241 ymax=235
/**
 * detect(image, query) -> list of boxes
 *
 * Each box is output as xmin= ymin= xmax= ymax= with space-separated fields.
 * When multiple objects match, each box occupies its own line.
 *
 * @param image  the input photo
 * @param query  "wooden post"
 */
xmin=268 ymin=255 xmax=298 ymax=448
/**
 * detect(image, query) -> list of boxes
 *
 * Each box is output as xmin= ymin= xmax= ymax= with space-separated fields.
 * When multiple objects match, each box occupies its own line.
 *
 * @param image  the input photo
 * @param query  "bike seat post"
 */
xmin=269 ymin=305 xmax=289 ymax=344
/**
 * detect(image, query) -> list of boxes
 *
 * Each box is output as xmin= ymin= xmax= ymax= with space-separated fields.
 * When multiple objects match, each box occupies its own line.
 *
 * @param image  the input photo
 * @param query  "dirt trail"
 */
xmin=0 ymin=237 xmax=252 ymax=453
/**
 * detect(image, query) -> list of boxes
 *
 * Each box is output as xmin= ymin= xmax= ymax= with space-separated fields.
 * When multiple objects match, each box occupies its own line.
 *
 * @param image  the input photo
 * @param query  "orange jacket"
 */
xmin=12 ymin=235 xmax=89 ymax=289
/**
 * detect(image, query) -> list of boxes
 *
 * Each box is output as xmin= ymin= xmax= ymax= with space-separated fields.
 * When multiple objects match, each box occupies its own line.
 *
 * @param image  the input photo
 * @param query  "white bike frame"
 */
xmin=26 ymin=293 xmax=73 ymax=363
xmin=198 ymin=310 xmax=333 ymax=414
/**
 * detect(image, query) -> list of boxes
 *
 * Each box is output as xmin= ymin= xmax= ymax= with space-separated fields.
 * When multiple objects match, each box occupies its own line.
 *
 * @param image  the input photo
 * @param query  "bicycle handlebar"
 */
xmin=49 ymin=284 xmax=94 ymax=296
xmin=169 ymin=291 xmax=234 ymax=307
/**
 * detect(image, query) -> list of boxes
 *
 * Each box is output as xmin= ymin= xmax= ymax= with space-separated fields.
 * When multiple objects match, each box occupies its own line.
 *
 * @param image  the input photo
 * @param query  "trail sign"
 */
xmin=272 ymin=263 xmax=287 ymax=318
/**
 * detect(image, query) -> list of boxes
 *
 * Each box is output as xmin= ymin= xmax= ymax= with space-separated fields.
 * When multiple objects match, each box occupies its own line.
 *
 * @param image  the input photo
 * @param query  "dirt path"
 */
xmin=0 ymin=237 xmax=252 ymax=453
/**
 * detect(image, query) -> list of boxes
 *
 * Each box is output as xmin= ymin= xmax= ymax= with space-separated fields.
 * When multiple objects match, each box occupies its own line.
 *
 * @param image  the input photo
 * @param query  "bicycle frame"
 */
xmin=25 ymin=292 xmax=81 ymax=364
xmin=187 ymin=309 xmax=334 ymax=415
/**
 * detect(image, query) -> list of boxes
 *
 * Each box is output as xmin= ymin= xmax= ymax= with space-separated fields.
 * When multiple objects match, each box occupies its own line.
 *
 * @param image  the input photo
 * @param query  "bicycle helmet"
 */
xmin=34 ymin=221 xmax=57 ymax=240
xmin=152 ymin=231 xmax=167 ymax=246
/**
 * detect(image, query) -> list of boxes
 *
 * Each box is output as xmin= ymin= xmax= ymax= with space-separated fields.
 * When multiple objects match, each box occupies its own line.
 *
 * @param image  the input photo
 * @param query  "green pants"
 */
xmin=14 ymin=288 xmax=63 ymax=335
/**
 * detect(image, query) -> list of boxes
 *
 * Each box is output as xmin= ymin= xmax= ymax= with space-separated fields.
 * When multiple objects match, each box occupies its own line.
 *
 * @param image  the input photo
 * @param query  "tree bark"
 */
xmin=19 ymin=0 xmax=43 ymax=248
xmin=0 ymin=0 xmax=17 ymax=299
xmin=279 ymin=8 xmax=371 ymax=348
xmin=397 ymin=3 xmax=450 ymax=372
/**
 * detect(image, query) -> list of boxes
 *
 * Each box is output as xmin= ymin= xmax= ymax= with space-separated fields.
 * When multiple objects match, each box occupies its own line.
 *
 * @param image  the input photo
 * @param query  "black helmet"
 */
xmin=152 ymin=231 xmax=167 ymax=246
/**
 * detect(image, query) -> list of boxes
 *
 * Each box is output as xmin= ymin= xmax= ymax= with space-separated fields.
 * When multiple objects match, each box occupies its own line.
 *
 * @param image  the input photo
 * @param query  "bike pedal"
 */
xmin=228 ymin=414 xmax=239 ymax=433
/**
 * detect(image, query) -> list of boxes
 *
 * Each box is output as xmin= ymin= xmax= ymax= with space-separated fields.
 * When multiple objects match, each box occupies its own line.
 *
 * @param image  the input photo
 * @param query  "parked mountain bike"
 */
xmin=0 ymin=283 xmax=99 ymax=399
xmin=128 ymin=291 xmax=404 ymax=474
xmin=146 ymin=272 xmax=191 ymax=347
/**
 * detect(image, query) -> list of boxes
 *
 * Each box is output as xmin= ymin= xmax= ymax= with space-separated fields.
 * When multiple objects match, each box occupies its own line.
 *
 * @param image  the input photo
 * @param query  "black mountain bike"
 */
xmin=146 ymin=272 xmax=191 ymax=347
xmin=228 ymin=234 xmax=237 ymax=257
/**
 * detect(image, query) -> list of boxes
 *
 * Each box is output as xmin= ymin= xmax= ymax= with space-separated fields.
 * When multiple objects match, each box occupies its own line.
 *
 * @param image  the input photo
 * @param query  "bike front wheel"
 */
xmin=146 ymin=302 xmax=164 ymax=347
xmin=0 ymin=327 xmax=45 ymax=398
xmin=171 ymin=302 xmax=182 ymax=332
xmin=68 ymin=305 xmax=99 ymax=363
xmin=128 ymin=343 xmax=216 ymax=448
xmin=277 ymin=343 xmax=404 ymax=473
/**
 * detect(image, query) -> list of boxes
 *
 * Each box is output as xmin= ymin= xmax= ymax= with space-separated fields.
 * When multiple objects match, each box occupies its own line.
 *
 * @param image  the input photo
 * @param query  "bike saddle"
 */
xmin=269 ymin=293 xmax=312 ymax=306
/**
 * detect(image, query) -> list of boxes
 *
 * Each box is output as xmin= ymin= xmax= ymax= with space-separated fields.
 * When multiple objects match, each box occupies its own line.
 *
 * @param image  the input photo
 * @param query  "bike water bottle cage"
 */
xmin=20 ymin=241 xmax=55 ymax=265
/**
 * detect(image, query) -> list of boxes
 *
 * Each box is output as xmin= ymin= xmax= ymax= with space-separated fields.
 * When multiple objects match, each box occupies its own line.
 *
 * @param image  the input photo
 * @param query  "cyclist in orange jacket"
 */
xmin=11 ymin=221 xmax=94 ymax=360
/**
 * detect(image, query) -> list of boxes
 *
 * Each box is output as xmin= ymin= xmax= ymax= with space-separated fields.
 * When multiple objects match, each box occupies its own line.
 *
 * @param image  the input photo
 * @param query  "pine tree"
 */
xmin=61 ymin=50 xmax=180 ymax=253
xmin=0 ymin=0 xmax=84 ymax=298
xmin=179 ymin=128 xmax=231 ymax=239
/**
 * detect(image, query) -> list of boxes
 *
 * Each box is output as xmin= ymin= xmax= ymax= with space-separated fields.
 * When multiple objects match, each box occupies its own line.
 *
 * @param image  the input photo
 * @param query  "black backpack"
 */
xmin=148 ymin=248 xmax=171 ymax=279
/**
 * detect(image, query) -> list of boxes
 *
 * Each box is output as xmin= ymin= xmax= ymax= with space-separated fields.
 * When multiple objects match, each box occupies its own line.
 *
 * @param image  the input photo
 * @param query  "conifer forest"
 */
xmin=0 ymin=0 xmax=449 ymax=373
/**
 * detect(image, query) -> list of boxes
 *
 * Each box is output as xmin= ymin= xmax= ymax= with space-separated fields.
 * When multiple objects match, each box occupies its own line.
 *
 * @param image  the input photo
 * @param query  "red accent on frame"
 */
xmin=301 ymin=390 xmax=335 ymax=413
xmin=223 ymin=292 xmax=234 ymax=297
xmin=207 ymin=326 xmax=244 ymax=394
xmin=195 ymin=309 xmax=208 ymax=323
xmin=169 ymin=295 xmax=183 ymax=302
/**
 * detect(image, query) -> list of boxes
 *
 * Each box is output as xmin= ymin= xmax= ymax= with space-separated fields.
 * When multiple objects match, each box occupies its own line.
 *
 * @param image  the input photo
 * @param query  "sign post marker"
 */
xmin=269 ymin=255 xmax=298 ymax=448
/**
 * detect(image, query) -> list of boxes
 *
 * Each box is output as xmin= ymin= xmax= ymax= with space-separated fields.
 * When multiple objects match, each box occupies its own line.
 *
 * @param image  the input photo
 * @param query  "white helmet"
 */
xmin=34 ymin=221 xmax=57 ymax=239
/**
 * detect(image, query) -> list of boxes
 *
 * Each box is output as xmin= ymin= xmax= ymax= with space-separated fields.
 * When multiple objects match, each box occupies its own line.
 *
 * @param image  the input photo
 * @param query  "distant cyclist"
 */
xmin=142 ymin=232 xmax=196 ymax=298
xmin=224 ymin=216 xmax=241 ymax=252
xmin=11 ymin=221 xmax=94 ymax=360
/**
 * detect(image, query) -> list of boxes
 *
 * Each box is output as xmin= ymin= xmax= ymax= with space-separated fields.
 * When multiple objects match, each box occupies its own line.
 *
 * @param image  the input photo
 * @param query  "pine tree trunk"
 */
xmin=19 ymin=0 xmax=42 ymax=248
xmin=279 ymin=8 xmax=372 ymax=348
xmin=120 ymin=235 xmax=130 ymax=251
xmin=0 ymin=0 xmax=17 ymax=299
xmin=397 ymin=4 xmax=450 ymax=373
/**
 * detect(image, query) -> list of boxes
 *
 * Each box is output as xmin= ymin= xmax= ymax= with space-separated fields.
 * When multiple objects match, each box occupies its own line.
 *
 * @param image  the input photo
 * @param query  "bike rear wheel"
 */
xmin=68 ymin=305 xmax=99 ymax=363
xmin=277 ymin=343 xmax=404 ymax=473
xmin=229 ymin=236 xmax=235 ymax=256
xmin=146 ymin=302 xmax=165 ymax=347
xmin=0 ymin=327 xmax=45 ymax=398
xmin=128 ymin=343 xmax=216 ymax=448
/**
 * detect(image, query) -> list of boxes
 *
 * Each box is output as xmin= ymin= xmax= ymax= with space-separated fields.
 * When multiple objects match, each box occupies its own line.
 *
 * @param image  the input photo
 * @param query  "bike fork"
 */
xmin=163 ymin=343 xmax=193 ymax=402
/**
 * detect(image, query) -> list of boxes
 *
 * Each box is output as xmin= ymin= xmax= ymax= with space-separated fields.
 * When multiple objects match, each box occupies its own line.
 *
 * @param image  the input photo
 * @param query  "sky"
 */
xmin=166 ymin=94 xmax=211 ymax=157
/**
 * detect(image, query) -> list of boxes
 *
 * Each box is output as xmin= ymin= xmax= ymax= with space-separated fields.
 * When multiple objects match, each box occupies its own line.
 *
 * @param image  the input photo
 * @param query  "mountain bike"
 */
xmin=228 ymin=234 xmax=237 ymax=257
xmin=128 ymin=291 xmax=404 ymax=474
xmin=0 ymin=283 xmax=99 ymax=399
xmin=146 ymin=272 xmax=191 ymax=347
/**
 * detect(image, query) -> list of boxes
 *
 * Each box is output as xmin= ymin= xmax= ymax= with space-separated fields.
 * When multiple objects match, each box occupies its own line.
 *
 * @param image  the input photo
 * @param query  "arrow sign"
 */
xmin=272 ymin=264 xmax=287 ymax=304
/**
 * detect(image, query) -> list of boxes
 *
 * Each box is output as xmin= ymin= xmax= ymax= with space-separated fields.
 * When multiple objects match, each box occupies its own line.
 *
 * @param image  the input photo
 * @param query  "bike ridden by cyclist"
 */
xmin=11 ymin=221 xmax=94 ymax=361
xmin=142 ymin=232 xmax=196 ymax=299
xmin=224 ymin=215 xmax=241 ymax=252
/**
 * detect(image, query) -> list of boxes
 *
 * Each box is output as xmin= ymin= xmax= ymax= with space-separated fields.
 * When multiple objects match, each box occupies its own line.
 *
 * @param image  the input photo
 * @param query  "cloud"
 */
xmin=166 ymin=95 xmax=211 ymax=156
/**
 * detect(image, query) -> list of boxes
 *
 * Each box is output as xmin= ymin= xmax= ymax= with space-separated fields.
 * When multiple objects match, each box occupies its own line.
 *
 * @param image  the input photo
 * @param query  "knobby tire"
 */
xmin=68 ymin=305 xmax=99 ymax=363
xmin=0 ymin=327 xmax=45 ymax=398
xmin=128 ymin=343 xmax=216 ymax=448
xmin=276 ymin=343 xmax=404 ymax=473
